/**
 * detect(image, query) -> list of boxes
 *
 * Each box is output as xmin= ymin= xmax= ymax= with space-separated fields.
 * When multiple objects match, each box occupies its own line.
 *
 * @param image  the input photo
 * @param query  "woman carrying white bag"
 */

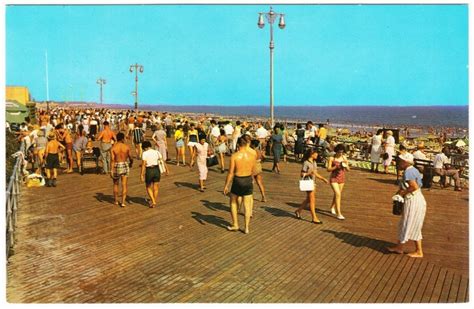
xmin=295 ymin=148 xmax=329 ymax=224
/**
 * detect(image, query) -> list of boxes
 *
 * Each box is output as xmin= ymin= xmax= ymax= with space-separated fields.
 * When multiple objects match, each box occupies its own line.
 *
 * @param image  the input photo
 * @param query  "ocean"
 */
xmin=135 ymin=105 xmax=468 ymax=129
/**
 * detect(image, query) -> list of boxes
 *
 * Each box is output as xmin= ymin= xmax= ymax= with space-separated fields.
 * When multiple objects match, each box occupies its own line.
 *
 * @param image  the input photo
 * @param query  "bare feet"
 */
xmin=227 ymin=226 xmax=239 ymax=232
xmin=387 ymin=246 xmax=404 ymax=254
xmin=244 ymin=228 xmax=249 ymax=234
xmin=294 ymin=210 xmax=301 ymax=220
xmin=407 ymin=252 xmax=423 ymax=258
xmin=261 ymin=197 xmax=267 ymax=202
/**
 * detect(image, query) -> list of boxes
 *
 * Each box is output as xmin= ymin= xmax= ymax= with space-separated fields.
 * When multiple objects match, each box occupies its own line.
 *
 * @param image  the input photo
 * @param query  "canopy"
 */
xmin=5 ymin=101 xmax=29 ymax=124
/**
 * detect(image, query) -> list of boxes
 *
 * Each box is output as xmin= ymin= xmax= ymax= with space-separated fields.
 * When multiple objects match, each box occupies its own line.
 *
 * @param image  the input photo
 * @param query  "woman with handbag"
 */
xmin=387 ymin=153 xmax=426 ymax=258
xmin=294 ymin=148 xmax=329 ymax=224
xmin=327 ymin=143 xmax=350 ymax=220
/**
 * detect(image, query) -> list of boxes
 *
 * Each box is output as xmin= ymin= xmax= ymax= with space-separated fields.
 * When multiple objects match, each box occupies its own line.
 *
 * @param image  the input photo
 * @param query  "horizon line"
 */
xmin=39 ymin=102 xmax=469 ymax=108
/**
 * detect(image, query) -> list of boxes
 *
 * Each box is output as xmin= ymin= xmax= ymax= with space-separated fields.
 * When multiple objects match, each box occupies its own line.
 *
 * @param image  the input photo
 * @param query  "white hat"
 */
xmin=399 ymin=153 xmax=414 ymax=164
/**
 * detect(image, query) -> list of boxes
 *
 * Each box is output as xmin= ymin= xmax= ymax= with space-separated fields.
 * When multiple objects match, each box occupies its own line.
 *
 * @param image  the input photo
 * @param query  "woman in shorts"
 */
xmin=216 ymin=129 xmax=228 ymax=173
xmin=174 ymin=125 xmax=186 ymax=166
xmin=187 ymin=123 xmax=199 ymax=168
xmin=294 ymin=148 xmax=328 ymax=224
xmin=141 ymin=141 xmax=163 ymax=208
xmin=250 ymin=139 xmax=267 ymax=202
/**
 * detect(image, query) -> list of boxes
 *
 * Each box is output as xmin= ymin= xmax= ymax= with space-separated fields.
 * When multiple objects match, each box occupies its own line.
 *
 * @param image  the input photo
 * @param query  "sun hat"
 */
xmin=47 ymin=132 xmax=56 ymax=140
xmin=386 ymin=130 xmax=393 ymax=135
xmin=398 ymin=152 xmax=414 ymax=164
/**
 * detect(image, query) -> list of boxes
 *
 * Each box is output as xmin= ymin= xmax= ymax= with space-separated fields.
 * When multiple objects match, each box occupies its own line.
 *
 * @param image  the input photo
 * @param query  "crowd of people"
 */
xmin=10 ymin=106 xmax=468 ymax=257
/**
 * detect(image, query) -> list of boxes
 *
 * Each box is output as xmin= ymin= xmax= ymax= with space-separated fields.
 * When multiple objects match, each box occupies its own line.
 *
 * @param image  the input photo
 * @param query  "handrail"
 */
xmin=6 ymin=140 xmax=26 ymax=259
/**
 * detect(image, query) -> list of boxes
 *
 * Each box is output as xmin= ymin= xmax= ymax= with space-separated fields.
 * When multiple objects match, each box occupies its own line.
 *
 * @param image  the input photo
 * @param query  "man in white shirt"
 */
xmin=413 ymin=144 xmax=427 ymax=161
xmin=209 ymin=119 xmax=220 ymax=149
xmin=255 ymin=123 xmax=269 ymax=157
xmin=224 ymin=121 xmax=234 ymax=153
xmin=433 ymin=147 xmax=462 ymax=191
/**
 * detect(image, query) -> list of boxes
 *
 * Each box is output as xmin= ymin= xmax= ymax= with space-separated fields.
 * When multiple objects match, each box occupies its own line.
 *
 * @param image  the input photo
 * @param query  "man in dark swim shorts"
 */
xmin=224 ymin=137 xmax=256 ymax=234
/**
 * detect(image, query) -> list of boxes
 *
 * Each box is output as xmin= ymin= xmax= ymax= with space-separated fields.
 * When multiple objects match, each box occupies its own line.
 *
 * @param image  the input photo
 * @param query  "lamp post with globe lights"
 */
xmin=96 ymin=78 xmax=106 ymax=104
xmin=129 ymin=63 xmax=144 ymax=114
xmin=257 ymin=7 xmax=285 ymax=128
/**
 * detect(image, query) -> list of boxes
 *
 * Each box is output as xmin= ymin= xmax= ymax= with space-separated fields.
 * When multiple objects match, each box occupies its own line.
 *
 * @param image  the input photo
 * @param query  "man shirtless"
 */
xmin=44 ymin=132 xmax=65 ymax=187
xmin=110 ymin=132 xmax=134 ymax=207
xmin=223 ymin=137 xmax=257 ymax=234
xmin=97 ymin=121 xmax=116 ymax=174
xmin=56 ymin=124 xmax=74 ymax=173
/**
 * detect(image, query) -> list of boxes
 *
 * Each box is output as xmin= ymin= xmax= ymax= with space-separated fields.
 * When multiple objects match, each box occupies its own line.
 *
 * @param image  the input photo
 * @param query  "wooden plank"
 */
xmin=428 ymin=268 xmax=448 ymax=303
xmin=447 ymin=273 xmax=462 ymax=303
xmin=397 ymin=259 xmax=428 ymax=303
xmin=409 ymin=262 xmax=435 ymax=302
xmin=456 ymin=275 xmax=469 ymax=303
xmin=438 ymin=271 xmax=454 ymax=303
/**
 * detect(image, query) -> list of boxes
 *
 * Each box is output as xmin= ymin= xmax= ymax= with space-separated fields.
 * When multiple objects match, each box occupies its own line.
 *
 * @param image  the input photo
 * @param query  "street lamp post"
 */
xmin=96 ymin=78 xmax=106 ymax=104
xmin=257 ymin=6 xmax=285 ymax=128
xmin=129 ymin=63 xmax=144 ymax=114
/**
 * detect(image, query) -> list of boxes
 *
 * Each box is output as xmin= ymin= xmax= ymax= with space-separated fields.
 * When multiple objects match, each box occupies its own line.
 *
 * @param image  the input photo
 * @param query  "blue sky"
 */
xmin=5 ymin=4 xmax=468 ymax=106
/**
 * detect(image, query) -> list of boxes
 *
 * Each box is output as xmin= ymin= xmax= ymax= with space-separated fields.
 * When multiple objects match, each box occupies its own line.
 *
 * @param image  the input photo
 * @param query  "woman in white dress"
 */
xmin=383 ymin=130 xmax=396 ymax=174
xmin=152 ymin=124 xmax=168 ymax=162
xmin=387 ymin=153 xmax=426 ymax=258
xmin=370 ymin=129 xmax=383 ymax=172
xmin=194 ymin=138 xmax=211 ymax=192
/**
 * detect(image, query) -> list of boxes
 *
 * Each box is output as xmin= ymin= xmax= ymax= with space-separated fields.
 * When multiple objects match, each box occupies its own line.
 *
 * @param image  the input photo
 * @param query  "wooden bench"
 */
xmin=413 ymin=158 xmax=435 ymax=188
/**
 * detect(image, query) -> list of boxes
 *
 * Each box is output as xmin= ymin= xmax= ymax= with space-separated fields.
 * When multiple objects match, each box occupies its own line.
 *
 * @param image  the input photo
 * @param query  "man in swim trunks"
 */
xmin=223 ymin=137 xmax=256 ymax=234
xmin=110 ymin=132 xmax=134 ymax=207
xmin=44 ymin=131 xmax=65 ymax=187
xmin=97 ymin=121 xmax=116 ymax=174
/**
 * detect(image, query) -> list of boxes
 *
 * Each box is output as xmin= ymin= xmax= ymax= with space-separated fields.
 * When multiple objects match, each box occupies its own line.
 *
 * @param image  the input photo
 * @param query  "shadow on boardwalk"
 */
xmin=200 ymin=200 xmax=229 ymax=212
xmin=191 ymin=211 xmax=229 ymax=230
xmin=94 ymin=192 xmax=149 ymax=207
xmin=321 ymin=229 xmax=395 ymax=254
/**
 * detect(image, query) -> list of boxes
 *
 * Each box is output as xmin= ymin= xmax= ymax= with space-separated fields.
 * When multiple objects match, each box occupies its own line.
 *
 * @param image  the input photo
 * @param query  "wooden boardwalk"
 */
xmin=7 ymin=137 xmax=469 ymax=303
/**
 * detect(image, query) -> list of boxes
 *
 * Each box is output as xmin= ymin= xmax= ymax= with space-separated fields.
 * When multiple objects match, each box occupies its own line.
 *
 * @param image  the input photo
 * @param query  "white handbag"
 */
xmin=299 ymin=177 xmax=314 ymax=191
xmin=157 ymin=152 xmax=166 ymax=174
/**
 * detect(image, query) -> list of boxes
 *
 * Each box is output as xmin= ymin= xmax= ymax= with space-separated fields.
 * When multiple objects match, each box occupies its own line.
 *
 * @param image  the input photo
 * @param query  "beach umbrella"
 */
xmin=455 ymin=140 xmax=466 ymax=148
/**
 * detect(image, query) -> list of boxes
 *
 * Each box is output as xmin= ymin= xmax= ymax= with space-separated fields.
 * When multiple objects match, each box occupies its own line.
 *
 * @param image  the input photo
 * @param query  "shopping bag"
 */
xmin=299 ymin=177 xmax=314 ymax=191
xmin=158 ymin=159 xmax=166 ymax=174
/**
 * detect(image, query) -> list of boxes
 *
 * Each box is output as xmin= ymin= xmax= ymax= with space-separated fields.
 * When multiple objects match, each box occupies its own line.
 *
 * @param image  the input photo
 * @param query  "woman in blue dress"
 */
xmin=271 ymin=126 xmax=283 ymax=173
